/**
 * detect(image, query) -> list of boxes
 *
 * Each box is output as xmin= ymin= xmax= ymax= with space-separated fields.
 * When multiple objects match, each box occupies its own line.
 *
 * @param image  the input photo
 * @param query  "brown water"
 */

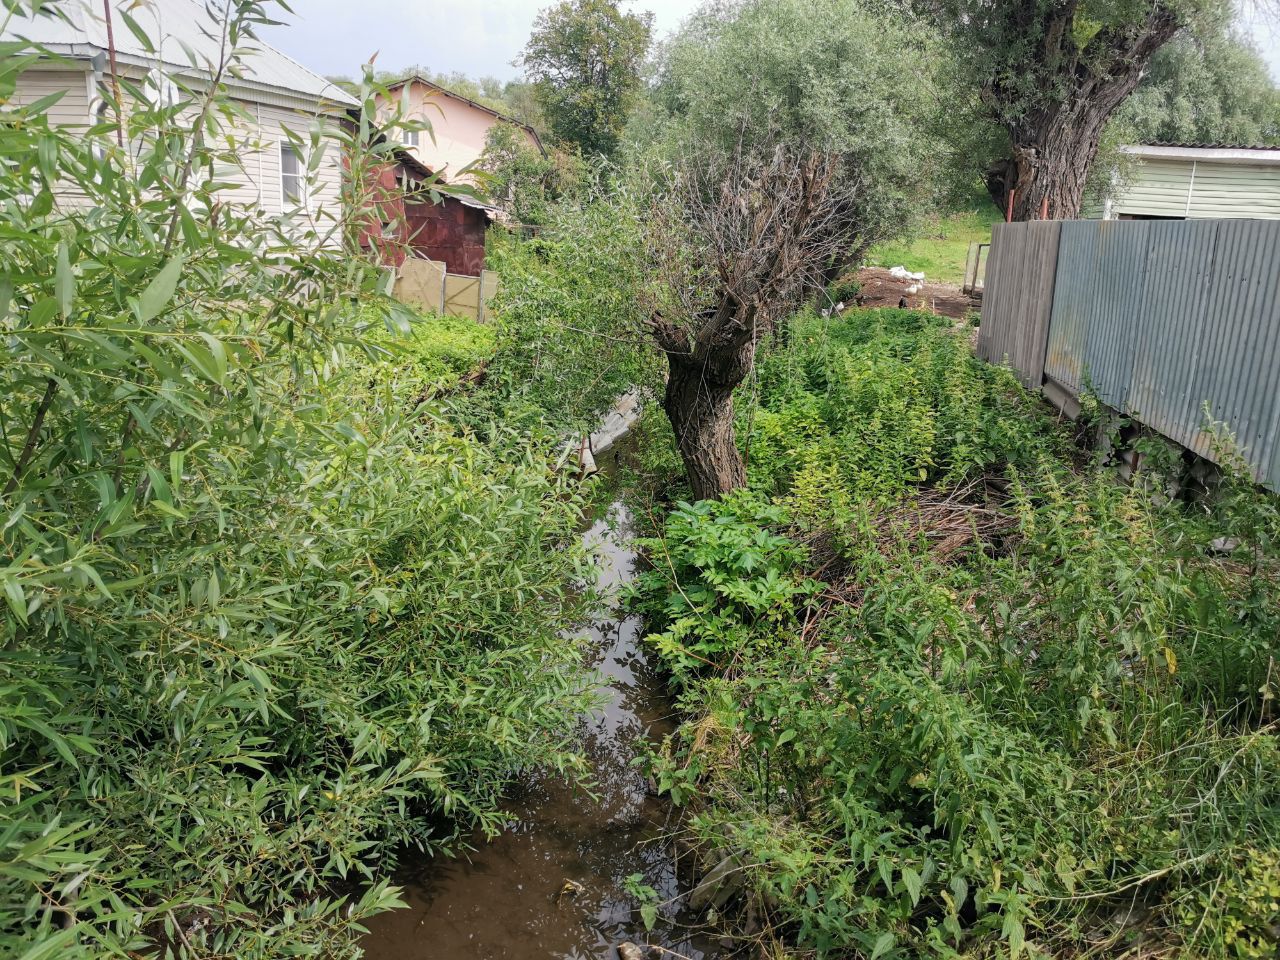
xmin=360 ymin=479 xmax=723 ymax=959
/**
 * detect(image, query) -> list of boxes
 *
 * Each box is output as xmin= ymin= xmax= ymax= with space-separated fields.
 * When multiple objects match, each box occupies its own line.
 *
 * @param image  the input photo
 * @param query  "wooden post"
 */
xmin=1040 ymin=196 xmax=1050 ymax=221
xmin=102 ymin=0 xmax=124 ymax=146
xmin=1006 ymin=188 xmax=1016 ymax=223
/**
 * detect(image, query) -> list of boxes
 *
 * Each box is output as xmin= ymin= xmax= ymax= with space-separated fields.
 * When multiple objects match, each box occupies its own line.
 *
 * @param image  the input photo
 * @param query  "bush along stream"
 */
xmin=628 ymin=307 xmax=1280 ymax=959
xmin=360 ymin=433 xmax=723 ymax=960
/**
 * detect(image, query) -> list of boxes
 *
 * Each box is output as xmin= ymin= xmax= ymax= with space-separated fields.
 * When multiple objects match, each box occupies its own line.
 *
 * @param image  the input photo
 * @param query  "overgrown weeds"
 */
xmin=631 ymin=307 xmax=1280 ymax=959
xmin=0 ymin=20 xmax=597 ymax=956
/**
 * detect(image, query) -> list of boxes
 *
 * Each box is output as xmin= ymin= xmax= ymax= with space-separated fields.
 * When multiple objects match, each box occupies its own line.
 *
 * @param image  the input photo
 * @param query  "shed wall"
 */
xmin=1111 ymin=158 xmax=1280 ymax=221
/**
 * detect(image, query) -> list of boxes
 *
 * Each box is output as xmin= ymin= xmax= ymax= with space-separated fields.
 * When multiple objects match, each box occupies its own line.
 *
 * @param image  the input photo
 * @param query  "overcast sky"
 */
xmin=262 ymin=0 xmax=1280 ymax=86
xmin=261 ymin=0 xmax=699 ymax=82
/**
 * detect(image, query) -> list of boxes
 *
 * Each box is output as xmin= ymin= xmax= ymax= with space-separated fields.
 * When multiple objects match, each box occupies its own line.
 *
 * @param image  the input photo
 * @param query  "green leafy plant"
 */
xmin=634 ymin=306 xmax=1280 ymax=959
xmin=630 ymin=492 xmax=821 ymax=684
xmin=0 ymin=6 xmax=596 ymax=956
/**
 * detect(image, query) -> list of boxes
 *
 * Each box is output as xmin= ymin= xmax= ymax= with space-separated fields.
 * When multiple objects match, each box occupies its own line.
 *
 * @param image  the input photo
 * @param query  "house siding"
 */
xmin=404 ymin=198 xmax=488 ymax=275
xmin=10 ymin=67 xmax=91 ymax=127
xmin=1108 ymin=157 xmax=1280 ymax=220
xmin=377 ymin=80 xmax=540 ymax=184
xmin=360 ymin=160 xmax=489 ymax=276
xmin=12 ymin=66 xmax=347 ymax=238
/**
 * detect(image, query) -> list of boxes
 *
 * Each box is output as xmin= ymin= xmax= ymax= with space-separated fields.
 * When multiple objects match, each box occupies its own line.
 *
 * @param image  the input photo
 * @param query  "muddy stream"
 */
xmin=360 ymin=443 xmax=723 ymax=960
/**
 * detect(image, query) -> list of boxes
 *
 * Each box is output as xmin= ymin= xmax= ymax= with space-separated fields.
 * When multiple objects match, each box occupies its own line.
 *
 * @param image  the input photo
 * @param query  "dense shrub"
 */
xmin=0 ymin=16 xmax=595 ymax=957
xmin=635 ymin=308 xmax=1280 ymax=958
xmin=747 ymin=308 xmax=1065 ymax=512
xmin=473 ymin=180 xmax=658 ymax=433
xmin=364 ymin=305 xmax=496 ymax=394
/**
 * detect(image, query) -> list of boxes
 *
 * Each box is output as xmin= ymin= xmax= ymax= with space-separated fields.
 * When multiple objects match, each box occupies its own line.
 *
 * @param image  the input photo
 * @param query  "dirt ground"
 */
xmin=850 ymin=266 xmax=981 ymax=320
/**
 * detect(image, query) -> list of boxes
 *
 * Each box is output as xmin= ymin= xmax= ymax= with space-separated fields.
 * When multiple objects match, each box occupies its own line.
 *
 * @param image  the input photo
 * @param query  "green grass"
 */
xmin=865 ymin=194 xmax=1004 ymax=285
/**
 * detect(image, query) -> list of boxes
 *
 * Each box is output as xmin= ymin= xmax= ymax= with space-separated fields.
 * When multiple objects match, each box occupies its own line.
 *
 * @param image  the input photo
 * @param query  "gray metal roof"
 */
xmin=1125 ymin=143 xmax=1280 ymax=166
xmin=3 ymin=0 xmax=357 ymax=107
xmin=1139 ymin=141 xmax=1280 ymax=152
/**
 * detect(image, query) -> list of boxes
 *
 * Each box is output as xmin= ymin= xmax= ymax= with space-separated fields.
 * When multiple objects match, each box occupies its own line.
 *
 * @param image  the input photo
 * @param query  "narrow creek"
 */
xmin=360 ymin=441 xmax=723 ymax=959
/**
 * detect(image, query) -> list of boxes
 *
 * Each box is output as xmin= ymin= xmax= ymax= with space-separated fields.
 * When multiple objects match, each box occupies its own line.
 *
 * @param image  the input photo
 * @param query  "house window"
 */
xmin=403 ymin=129 xmax=419 ymax=147
xmin=280 ymin=142 xmax=304 ymax=205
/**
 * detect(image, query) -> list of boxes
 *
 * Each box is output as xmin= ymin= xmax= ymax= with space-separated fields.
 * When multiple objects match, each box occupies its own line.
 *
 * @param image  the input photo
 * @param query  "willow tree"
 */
xmin=646 ymin=145 xmax=856 ymax=499
xmin=925 ymin=0 xmax=1249 ymax=220
xmin=643 ymin=0 xmax=946 ymax=499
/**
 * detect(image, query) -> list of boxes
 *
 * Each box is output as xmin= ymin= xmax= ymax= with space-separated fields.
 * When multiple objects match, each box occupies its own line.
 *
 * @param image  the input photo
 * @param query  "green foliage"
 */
xmin=635 ymin=307 xmax=1280 ymax=958
xmin=927 ymin=0 xmax=1216 ymax=126
xmin=364 ymin=303 xmax=496 ymax=394
xmin=474 ymin=178 xmax=659 ymax=432
xmin=823 ymin=278 xmax=862 ymax=309
xmin=522 ymin=0 xmax=653 ymax=158
xmin=0 ymin=9 xmax=595 ymax=957
xmin=1179 ymin=847 xmax=1280 ymax=958
xmin=630 ymin=493 xmax=822 ymax=684
xmin=478 ymin=121 xmax=586 ymax=226
xmin=746 ymin=308 xmax=1063 ymax=509
xmin=651 ymin=0 xmax=952 ymax=253
xmin=1117 ymin=29 xmax=1280 ymax=147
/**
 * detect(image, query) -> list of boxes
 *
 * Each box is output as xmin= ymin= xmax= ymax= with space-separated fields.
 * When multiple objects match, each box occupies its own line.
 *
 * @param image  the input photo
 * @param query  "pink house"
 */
xmin=377 ymin=76 xmax=543 ymax=185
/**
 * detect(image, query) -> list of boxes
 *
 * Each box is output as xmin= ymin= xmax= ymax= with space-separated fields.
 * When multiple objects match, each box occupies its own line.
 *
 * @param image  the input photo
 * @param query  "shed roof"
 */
xmin=385 ymin=74 xmax=545 ymax=155
xmin=1125 ymin=143 xmax=1280 ymax=166
xmin=3 ymin=0 xmax=357 ymax=108
xmin=391 ymin=145 xmax=502 ymax=220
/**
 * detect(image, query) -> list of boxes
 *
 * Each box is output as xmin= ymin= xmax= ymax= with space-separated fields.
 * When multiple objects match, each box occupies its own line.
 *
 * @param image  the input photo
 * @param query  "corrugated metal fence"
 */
xmin=977 ymin=218 xmax=1280 ymax=489
xmin=976 ymin=222 xmax=1061 ymax=389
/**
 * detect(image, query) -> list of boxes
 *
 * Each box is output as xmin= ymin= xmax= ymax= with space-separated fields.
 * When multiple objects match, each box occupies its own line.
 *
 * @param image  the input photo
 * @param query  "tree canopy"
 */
xmin=1119 ymin=28 xmax=1280 ymax=145
xmin=522 ymin=0 xmax=653 ymax=157
xmin=924 ymin=0 xmax=1237 ymax=219
xmin=651 ymin=0 xmax=951 ymax=261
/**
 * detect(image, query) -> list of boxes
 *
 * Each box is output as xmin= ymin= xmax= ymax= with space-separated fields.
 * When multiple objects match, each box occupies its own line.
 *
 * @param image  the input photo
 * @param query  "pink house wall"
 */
xmin=378 ymin=80 xmax=541 ymax=184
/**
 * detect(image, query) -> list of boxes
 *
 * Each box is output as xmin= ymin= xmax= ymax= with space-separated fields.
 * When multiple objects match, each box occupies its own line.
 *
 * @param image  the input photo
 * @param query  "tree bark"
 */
xmin=990 ymin=7 xmax=1182 ymax=222
xmin=662 ymin=346 xmax=750 ymax=501
xmin=1008 ymin=112 xmax=1106 ymax=221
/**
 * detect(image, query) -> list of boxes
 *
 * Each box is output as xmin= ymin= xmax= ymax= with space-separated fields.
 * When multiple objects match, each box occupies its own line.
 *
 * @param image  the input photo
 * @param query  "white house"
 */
xmin=1097 ymin=144 xmax=1280 ymax=220
xmin=2 ymin=0 xmax=357 ymax=224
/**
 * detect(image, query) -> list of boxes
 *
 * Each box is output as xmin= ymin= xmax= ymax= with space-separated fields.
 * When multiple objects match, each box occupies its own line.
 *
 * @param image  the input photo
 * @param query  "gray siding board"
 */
xmin=981 ymin=218 xmax=1280 ymax=490
xmin=977 ymin=221 xmax=1060 ymax=389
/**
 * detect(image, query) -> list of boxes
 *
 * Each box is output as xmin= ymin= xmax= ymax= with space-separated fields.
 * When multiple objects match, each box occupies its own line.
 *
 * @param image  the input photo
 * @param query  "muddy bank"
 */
xmin=360 ymin=448 xmax=720 ymax=959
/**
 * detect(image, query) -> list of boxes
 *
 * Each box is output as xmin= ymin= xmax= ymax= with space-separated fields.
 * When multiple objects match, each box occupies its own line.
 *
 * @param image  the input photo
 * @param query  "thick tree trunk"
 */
xmin=663 ymin=349 xmax=750 ymax=501
xmin=1008 ymin=117 xmax=1100 ymax=221
xmin=993 ymin=9 xmax=1182 ymax=223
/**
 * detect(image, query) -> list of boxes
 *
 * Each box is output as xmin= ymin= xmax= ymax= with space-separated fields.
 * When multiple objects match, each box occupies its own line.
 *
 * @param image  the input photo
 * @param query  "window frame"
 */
xmin=279 ymin=140 xmax=307 ymax=209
